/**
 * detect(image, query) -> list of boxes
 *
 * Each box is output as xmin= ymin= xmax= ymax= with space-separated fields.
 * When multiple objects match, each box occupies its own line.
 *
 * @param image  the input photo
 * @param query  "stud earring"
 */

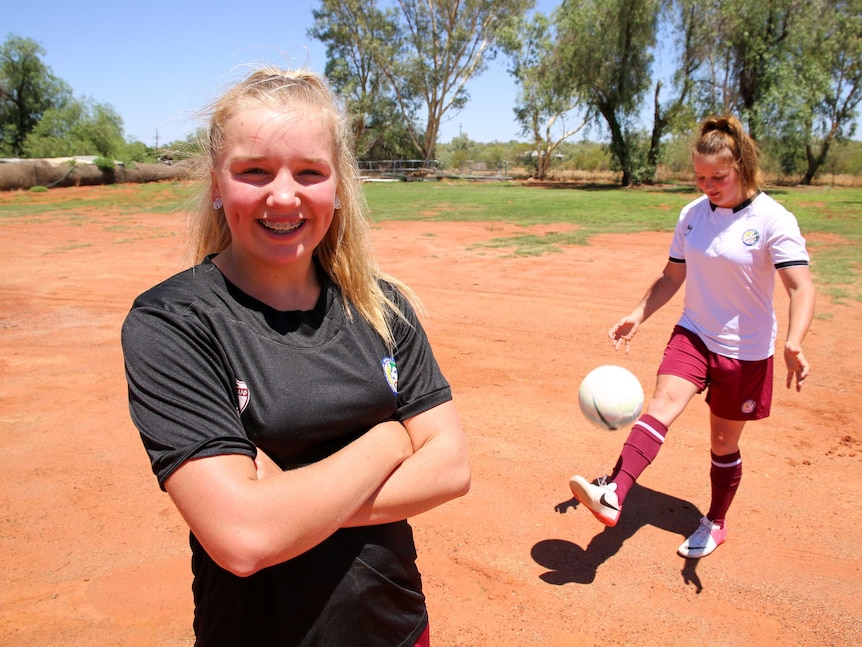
xmin=213 ymin=197 xmax=223 ymax=210
xmin=333 ymin=196 xmax=341 ymax=210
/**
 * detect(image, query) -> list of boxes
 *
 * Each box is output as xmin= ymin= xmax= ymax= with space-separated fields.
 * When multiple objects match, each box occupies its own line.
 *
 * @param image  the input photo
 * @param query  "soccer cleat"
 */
xmin=677 ymin=516 xmax=727 ymax=558
xmin=569 ymin=475 xmax=621 ymax=527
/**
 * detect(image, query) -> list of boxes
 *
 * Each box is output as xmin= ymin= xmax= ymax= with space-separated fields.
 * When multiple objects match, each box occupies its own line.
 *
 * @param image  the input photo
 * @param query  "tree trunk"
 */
xmin=602 ymin=106 xmax=632 ymax=187
xmin=645 ymin=81 xmax=665 ymax=185
xmin=802 ymin=122 xmax=838 ymax=185
xmin=802 ymin=139 xmax=831 ymax=185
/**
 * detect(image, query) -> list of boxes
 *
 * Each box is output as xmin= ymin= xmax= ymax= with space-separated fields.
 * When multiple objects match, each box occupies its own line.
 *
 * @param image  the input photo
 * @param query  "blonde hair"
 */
xmin=187 ymin=66 xmax=417 ymax=348
xmin=693 ymin=114 xmax=763 ymax=192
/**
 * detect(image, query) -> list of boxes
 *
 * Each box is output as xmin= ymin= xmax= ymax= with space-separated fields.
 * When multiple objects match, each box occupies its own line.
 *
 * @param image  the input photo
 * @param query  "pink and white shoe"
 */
xmin=569 ymin=475 xmax=621 ymax=527
xmin=677 ymin=516 xmax=727 ymax=558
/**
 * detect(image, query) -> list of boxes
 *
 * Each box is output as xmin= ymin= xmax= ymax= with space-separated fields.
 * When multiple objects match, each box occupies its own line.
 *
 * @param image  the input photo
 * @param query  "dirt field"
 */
xmin=1 ymin=185 xmax=860 ymax=646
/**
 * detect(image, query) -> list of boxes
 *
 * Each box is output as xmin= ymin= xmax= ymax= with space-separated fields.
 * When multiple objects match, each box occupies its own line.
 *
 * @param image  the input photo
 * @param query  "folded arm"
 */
xmin=256 ymin=400 xmax=471 ymax=528
xmin=164 ymin=420 xmax=413 ymax=577
xmin=343 ymin=400 xmax=471 ymax=527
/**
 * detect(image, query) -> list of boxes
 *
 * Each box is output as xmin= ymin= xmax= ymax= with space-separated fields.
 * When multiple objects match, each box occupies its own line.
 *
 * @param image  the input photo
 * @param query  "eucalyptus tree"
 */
xmin=645 ymin=0 xmax=713 ymax=172
xmin=685 ymin=0 xmax=858 ymax=182
xmin=394 ymin=0 xmax=535 ymax=161
xmin=693 ymin=0 xmax=813 ymax=142
xmin=22 ymin=98 xmax=127 ymax=159
xmin=0 ymin=35 xmax=71 ymax=157
xmin=311 ymin=0 xmax=534 ymax=163
xmin=556 ymin=0 xmax=663 ymax=186
xmin=498 ymin=10 xmax=589 ymax=180
xmin=309 ymin=0 xmax=417 ymax=160
xmin=799 ymin=0 xmax=862 ymax=184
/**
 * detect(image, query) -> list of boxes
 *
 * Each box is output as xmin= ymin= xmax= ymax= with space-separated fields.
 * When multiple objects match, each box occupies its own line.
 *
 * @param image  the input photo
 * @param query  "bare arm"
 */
xmin=609 ymin=260 xmax=687 ymax=353
xmin=163 ymin=421 xmax=413 ymax=577
xmin=779 ymin=264 xmax=816 ymax=391
xmin=343 ymin=400 xmax=471 ymax=527
xmin=257 ymin=401 xmax=471 ymax=528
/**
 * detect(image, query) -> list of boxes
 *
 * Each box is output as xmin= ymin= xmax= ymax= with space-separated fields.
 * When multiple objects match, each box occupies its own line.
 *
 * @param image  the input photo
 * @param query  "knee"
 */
xmin=645 ymin=389 xmax=683 ymax=424
xmin=711 ymin=436 xmax=739 ymax=455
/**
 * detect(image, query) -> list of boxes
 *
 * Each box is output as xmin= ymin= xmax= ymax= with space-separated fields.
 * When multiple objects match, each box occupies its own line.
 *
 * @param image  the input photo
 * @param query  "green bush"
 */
xmin=93 ymin=156 xmax=115 ymax=171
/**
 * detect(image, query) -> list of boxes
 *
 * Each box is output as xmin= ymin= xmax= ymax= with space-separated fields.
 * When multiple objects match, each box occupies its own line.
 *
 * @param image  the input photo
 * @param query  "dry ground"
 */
xmin=1 ymin=185 xmax=860 ymax=646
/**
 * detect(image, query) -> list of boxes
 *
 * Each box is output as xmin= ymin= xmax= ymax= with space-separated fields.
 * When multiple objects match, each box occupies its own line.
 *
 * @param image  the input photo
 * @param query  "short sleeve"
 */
xmin=385 ymin=286 xmax=452 ymax=421
xmin=669 ymin=196 xmax=704 ymax=262
xmin=767 ymin=211 xmax=809 ymax=269
xmin=122 ymin=301 xmax=256 ymax=489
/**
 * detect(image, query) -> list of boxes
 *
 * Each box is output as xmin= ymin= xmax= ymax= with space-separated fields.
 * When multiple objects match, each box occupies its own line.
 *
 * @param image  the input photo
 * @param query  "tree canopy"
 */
xmin=310 ymin=0 xmax=535 ymax=162
xmin=1 ymin=34 xmax=154 ymax=163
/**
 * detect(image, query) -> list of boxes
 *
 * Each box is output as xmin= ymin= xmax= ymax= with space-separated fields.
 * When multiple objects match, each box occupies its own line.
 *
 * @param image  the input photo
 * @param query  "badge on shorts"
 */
xmin=741 ymin=399 xmax=756 ymax=415
xmin=382 ymin=357 xmax=398 ymax=395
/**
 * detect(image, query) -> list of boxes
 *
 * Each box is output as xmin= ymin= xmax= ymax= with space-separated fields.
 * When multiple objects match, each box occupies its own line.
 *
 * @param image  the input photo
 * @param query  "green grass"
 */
xmin=0 ymin=181 xmax=191 ymax=219
xmin=364 ymin=180 xmax=689 ymax=230
xmin=1 ymin=179 xmax=859 ymax=303
xmin=365 ymin=182 xmax=862 ymax=303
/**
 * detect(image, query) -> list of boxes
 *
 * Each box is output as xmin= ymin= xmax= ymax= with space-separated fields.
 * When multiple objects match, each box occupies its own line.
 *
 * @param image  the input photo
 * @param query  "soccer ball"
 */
xmin=578 ymin=365 xmax=644 ymax=430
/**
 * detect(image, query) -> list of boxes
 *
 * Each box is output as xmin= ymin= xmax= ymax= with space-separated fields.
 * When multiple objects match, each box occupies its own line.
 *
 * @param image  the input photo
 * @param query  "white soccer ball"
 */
xmin=578 ymin=365 xmax=644 ymax=430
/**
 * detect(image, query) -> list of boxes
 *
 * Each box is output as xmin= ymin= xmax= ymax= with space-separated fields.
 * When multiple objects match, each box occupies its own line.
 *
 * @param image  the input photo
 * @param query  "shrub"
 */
xmin=93 ymin=157 xmax=115 ymax=171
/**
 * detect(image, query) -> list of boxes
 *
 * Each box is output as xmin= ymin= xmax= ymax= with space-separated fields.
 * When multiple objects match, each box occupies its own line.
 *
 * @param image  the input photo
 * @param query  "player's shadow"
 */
xmin=531 ymin=483 xmax=705 ymax=591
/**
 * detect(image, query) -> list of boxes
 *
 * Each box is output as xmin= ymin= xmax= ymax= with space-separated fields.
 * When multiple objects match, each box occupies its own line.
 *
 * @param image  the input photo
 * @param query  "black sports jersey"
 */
xmin=122 ymin=257 xmax=452 ymax=646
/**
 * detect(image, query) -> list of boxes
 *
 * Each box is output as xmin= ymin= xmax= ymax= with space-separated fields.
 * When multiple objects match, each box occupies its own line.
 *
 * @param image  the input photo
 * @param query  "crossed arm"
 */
xmin=164 ymin=400 xmax=470 ymax=577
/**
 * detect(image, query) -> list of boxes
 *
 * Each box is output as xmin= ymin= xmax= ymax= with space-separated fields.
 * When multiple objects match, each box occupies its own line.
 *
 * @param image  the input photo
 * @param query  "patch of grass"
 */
xmin=470 ymin=231 xmax=591 ymax=256
xmin=364 ymin=180 xmax=861 ymax=302
xmin=53 ymin=242 xmax=93 ymax=252
xmin=0 ymin=182 xmax=192 ymax=219
xmin=364 ymin=181 xmax=686 ymax=233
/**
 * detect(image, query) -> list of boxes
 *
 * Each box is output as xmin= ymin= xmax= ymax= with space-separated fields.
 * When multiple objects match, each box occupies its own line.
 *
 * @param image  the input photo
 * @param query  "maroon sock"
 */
xmin=609 ymin=414 xmax=668 ymax=505
xmin=706 ymin=450 xmax=742 ymax=526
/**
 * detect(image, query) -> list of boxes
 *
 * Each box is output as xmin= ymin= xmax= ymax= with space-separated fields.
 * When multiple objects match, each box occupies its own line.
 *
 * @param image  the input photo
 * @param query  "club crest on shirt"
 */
xmin=382 ymin=357 xmax=398 ymax=395
xmin=741 ymin=229 xmax=760 ymax=246
xmin=236 ymin=379 xmax=250 ymax=414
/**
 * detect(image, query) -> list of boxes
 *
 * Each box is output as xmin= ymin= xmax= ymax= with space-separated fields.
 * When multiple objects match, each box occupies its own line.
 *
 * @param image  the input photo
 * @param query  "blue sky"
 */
xmin=6 ymin=1 xmax=567 ymax=149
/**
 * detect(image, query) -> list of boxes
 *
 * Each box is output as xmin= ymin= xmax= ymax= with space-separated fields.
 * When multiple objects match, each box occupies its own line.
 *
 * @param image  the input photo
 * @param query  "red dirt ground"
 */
xmin=1 ymin=185 xmax=860 ymax=646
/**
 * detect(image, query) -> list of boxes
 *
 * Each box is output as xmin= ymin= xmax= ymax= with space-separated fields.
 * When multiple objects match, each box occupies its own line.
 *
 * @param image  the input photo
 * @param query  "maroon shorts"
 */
xmin=658 ymin=326 xmax=773 ymax=421
xmin=414 ymin=624 xmax=430 ymax=647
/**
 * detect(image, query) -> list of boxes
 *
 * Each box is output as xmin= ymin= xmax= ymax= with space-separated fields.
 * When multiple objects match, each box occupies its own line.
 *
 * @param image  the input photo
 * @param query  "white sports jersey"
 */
xmin=669 ymin=192 xmax=809 ymax=361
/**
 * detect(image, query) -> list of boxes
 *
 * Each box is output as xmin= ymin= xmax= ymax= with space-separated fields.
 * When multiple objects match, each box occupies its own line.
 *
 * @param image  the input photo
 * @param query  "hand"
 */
xmin=254 ymin=446 xmax=283 ymax=480
xmin=609 ymin=317 xmax=640 ymax=353
xmin=784 ymin=343 xmax=809 ymax=392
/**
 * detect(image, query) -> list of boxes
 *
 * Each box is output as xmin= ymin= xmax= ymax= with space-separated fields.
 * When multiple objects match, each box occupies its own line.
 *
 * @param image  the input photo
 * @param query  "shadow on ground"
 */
xmin=531 ymin=484 xmax=706 ymax=590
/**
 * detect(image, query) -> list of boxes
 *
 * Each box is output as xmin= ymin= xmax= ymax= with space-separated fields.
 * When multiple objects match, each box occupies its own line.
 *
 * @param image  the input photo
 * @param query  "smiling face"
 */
xmin=211 ymin=106 xmax=337 ymax=278
xmin=692 ymin=152 xmax=750 ymax=209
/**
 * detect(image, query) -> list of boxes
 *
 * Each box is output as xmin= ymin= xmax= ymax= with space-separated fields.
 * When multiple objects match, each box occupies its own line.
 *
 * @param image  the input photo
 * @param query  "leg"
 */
xmin=706 ymin=413 xmax=746 ymax=525
xmin=678 ymin=415 xmax=746 ymax=559
xmin=709 ymin=412 xmax=745 ymax=455
xmin=570 ymin=374 xmax=699 ymax=527
xmin=608 ymin=374 xmax=700 ymax=500
xmin=647 ymin=373 xmax=702 ymax=427
xmin=570 ymin=326 xmax=707 ymax=527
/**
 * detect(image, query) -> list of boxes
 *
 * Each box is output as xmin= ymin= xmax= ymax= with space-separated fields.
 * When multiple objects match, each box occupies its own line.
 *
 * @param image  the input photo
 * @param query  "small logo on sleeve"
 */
xmin=382 ymin=357 xmax=398 ymax=395
xmin=236 ymin=379 xmax=250 ymax=414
